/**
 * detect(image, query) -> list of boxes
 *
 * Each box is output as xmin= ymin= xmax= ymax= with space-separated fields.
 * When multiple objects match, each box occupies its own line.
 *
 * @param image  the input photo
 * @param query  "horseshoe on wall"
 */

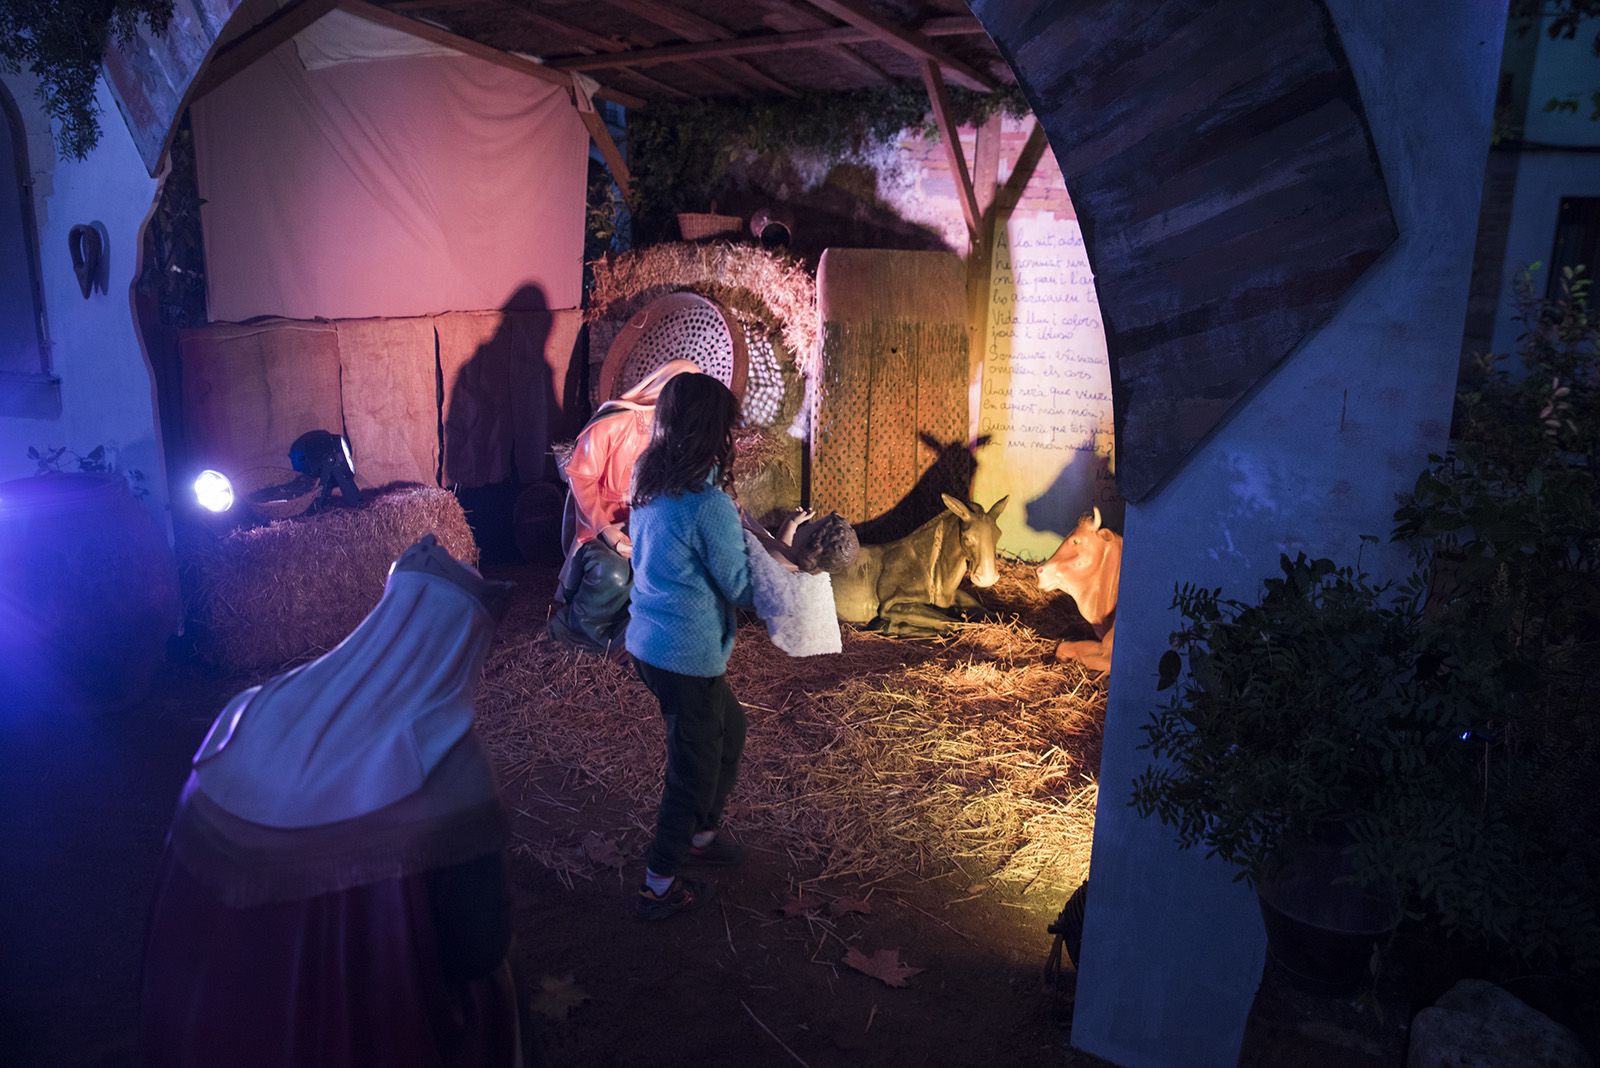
xmin=68 ymin=222 xmax=108 ymax=298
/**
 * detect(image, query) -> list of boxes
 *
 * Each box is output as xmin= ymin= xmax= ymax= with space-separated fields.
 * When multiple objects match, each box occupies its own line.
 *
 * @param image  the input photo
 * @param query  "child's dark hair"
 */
xmin=631 ymin=373 xmax=740 ymax=507
xmin=793 ymin=513 xmax=859 ymax=574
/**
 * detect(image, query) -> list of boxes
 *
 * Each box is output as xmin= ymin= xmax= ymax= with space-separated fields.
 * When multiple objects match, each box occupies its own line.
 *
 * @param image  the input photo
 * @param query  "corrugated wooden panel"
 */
xmin=867 ymin=332 xmax=919 ymax=519
xmin=814 ymin=250 xmax=969 ymax=540
xmin=970 ymin=0 xmax=1397 ymax=500
xmin=812 ymin=321 xmax=873 ymax=521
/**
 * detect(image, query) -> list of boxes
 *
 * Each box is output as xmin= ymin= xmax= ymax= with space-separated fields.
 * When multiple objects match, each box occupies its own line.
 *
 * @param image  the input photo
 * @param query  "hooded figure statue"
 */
xmin=549 ymin=358 xmax=701 ymax=656
xmin=140 ymin=536 xmax=530 ymax=1067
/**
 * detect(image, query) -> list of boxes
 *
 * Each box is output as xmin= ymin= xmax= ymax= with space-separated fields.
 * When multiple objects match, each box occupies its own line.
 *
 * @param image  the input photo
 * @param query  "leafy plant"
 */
xmin=1133 ymin=263 xmax=1600 ymax=972
xmin=1394 ymin=262 xmax=1600 ymax=969
xmin=0 ymin=0 xmax=174 ymax=160
xmin=1133 ymin=554 xmax=1480 ymax=889
xmin=627 ymin=83 xmax=1027 ymax=243
xmin=28 ymin=443 xmax=149 ymax=498
xmin=136 ymin=114 xmax=208 ymax=327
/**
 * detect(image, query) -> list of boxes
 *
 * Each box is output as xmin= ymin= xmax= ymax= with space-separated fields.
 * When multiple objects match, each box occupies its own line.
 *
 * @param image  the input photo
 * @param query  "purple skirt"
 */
xmin=140 ymin=781 xmax=518 ymax=1067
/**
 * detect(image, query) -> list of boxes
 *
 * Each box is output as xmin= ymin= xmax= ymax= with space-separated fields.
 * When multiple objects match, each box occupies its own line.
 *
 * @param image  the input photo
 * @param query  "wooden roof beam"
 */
xmin=548 ymin=18 xmax=985 ymax=72
xmin=334 ymin=0 xmax=647 ymax=108
xmin=797 ymin=0 xmax=997 ymax=92
xmin=921 ymin=58 xmax=980 ymax=239
xmin=338 ymin=0 xmax=641 ymax=192
xmin=601 ymin=0 xmax=798 ymax=96
xmin=479 ymin=0 xmax=690 ymax=99
xmin=192 ymin=0 xmax=341 ymax=98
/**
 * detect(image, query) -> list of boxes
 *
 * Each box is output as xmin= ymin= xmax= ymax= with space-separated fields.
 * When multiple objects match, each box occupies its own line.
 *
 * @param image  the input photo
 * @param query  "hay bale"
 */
xmin=181 ymin=485 xmax=477 ymax=672
xmin=587 ymin=243 xmax=818 ymax=377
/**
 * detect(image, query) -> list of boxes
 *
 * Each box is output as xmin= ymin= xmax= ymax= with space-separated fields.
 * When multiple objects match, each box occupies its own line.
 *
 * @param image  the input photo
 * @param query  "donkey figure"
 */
xmin=832 ymin=494 xmax=1008 ymax=636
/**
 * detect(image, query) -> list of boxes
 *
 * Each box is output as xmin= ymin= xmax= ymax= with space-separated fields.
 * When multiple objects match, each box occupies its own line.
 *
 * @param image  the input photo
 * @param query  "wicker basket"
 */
xmin=677 ymin=212 xmax=742 ymax=241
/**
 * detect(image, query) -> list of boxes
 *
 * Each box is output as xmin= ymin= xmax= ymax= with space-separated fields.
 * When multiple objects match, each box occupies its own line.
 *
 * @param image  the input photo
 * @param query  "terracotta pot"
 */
xmin=0 ymin=473 xmax=182 ymax=713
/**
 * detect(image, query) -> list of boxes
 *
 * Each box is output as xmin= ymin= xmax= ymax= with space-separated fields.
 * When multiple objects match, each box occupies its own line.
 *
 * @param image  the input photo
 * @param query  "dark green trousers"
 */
xmin=633 ymin=658 xmax=747 ymax=877
xmin=548 ymin=539 xmax=631 ymax=654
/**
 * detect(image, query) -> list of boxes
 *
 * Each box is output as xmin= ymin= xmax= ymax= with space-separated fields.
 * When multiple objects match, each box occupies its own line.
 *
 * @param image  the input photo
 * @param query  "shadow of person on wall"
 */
xmin=443 ymin=284 xmax=585 ymax=565
xmin=855 ymin=433 xmax=992 ymax=545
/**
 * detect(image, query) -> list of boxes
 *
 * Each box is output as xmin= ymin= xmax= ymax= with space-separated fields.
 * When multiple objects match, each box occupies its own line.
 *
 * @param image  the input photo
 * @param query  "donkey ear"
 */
xmin=988 ymin=495 xmax=1009 ymax=519
xmin=940 ymin=493 xmax=973 ymax=521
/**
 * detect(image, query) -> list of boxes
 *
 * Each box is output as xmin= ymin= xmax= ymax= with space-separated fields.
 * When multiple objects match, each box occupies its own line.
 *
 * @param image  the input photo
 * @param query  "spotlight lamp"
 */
xmin=288 ymin=430 xmax=362 ymax=509
xmin=193 ymin=469 xmax=236 ymax=514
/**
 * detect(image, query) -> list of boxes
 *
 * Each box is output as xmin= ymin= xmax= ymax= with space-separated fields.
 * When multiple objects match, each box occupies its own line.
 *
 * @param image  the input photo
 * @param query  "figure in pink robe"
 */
xmin=549 ymin=358 xmax=701 ymax=655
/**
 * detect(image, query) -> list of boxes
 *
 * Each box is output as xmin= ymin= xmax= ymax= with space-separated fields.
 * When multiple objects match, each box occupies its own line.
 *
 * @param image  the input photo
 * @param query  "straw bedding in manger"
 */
xmin=477 ymin=559 xmax=1104 ymax=894
xmin=181 ymin=485 xmax=477 ymax=672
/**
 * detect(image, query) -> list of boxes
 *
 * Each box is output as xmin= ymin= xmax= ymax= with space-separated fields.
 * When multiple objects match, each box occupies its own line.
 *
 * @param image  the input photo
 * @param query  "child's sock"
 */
xmin=643 ymin=868 xmax=674 ymax=896
xmin=691 ymin=830 xmax=716 ymax=849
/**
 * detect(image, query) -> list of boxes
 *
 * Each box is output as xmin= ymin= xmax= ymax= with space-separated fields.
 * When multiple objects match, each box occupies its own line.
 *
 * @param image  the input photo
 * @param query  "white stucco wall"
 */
xmin=1069 ymin=3 xmax=1505 ymax=1066
xmin=0 ymin=73 xmax=164 ymax=510
xmin=1522 ymin=13 xmax=1600 ymax=149
xmin=1488 ymin=148 xmax=1600 ymax=357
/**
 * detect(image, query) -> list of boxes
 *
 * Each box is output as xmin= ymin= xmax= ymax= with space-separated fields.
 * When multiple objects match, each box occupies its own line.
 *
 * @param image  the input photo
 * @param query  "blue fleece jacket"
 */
xmin=625 ymin=481 xmax=755 ymax=677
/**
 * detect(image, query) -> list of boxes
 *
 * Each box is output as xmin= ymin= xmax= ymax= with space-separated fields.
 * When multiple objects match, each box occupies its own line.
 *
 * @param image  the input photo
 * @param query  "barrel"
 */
xmin=0 ymin=473 xmax=182 ymax=713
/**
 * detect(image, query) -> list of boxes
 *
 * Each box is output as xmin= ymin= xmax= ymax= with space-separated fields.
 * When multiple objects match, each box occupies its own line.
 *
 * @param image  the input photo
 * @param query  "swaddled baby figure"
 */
xmin=741 ymin=508 xmax=859 ymax=656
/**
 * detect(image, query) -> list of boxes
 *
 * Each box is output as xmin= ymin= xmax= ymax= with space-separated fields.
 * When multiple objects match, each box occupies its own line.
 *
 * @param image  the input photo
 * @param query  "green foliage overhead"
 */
xmin=626 ymin=83 xmax=1028 ymax=242
xmin=0 ymin=0 xmax=174 ymax=159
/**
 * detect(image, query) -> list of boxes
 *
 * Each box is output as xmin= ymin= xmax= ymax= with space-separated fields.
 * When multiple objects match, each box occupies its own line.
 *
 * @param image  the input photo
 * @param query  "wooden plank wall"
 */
xmin=969 ymin=0 xmax=1397 ymax=500
xmin=813 ymin=250 xmax=970 ymax=542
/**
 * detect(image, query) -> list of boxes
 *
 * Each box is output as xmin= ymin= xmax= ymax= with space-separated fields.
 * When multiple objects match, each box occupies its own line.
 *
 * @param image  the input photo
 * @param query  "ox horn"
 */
xmin=1089 ymin=507 xmax=1102 ymax=530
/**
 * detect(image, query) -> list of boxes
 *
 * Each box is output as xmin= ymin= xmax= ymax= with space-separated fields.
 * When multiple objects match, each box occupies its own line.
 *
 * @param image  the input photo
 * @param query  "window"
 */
xmin=1547 ymin=196 xmax=1600 ymax=298
xmin=1 ymin=82 xmax=47 ymax=379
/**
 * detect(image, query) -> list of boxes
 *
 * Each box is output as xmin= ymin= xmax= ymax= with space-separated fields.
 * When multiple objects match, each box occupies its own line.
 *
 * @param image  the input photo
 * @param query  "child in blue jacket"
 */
xmin=625 ymin=372 xmax=755 ymax=920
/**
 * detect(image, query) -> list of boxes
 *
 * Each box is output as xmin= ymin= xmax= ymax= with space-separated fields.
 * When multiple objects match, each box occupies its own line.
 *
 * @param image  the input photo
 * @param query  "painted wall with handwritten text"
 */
xmin=972 ymin=202 xmax=1118 ymax=561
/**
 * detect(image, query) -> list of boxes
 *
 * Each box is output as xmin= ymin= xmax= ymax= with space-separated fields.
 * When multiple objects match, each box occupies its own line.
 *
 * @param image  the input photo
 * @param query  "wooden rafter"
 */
xmin=601 ymin=0 xmax=797 ymax=96
xmin=333 ymin=0 xmax=647 ymax=107
xmin=547 ymin=18 xmax=984 ymax=72
xmin=756 ymin=0 xmax=893 ymax=85
xmin=479 ymin=0 xmax=691 ymax=99
xmin=191 ymin=0 xmax=340 ymax=98
xmin=797 ymin=0 xmax=997 ymax=92
xmin=920 ymin=58 xmax=980 ymax=239
xmin=995 ymin=118 xmax=1049 ymax=214
xmin=576 ymin=106 xmax=632 ymax=200
xmin=334 ymin=0 xmax=644 ymax=190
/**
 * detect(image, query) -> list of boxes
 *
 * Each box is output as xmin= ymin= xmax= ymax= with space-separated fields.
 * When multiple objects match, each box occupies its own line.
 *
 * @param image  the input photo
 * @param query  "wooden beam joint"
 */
xmin=921 ymin=59 xmax=981 ymax=242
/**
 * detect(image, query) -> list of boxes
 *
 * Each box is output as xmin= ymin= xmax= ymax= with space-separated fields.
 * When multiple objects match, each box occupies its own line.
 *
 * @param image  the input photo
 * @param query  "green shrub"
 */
xmin=1135 ymin=265 xmax=1600 ymax=972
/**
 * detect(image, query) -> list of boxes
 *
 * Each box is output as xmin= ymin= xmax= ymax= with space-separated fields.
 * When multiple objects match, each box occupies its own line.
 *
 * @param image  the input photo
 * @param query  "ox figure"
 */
xmin=1037 ymin=507 xmax=1123 ymax=673
xmin=832 ymin=494 xmax=1008 ymax=636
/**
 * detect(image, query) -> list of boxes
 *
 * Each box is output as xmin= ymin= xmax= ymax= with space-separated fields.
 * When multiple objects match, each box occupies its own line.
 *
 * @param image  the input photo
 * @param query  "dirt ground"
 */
xmin=0 ymin=562 xmax=1100 ymax=1067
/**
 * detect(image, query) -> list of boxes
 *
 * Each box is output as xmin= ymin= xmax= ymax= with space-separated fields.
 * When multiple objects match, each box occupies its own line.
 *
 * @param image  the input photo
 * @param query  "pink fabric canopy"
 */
xmin=193 ymin=43 xmax=586 ymax=322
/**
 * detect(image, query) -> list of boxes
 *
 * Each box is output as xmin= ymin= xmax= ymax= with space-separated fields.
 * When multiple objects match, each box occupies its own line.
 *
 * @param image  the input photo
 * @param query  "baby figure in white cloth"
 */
xmin=741 ymin=508 xmax=859 ymax=657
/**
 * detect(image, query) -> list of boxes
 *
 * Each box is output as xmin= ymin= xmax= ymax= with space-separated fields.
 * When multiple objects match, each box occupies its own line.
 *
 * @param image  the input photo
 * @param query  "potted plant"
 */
xmin=1130 ymin=552 xmax=1480 ymax=994
xmin=0 ymin=444 xmax=180 ymax=713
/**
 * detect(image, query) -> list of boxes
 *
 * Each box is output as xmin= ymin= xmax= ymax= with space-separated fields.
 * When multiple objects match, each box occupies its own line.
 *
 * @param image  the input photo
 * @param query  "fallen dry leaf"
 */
xmin=781 ymin=893 xmax=825 ymax=918
xmin=581 ymin=832 xmax=623 ymax=869
xmin=828 ymin=895 xmax=873 ymax=917
xmin=843 ymin=947 xmax=924 ymax=988
xmin=532 ymin=974 xmax=588 ymax=1021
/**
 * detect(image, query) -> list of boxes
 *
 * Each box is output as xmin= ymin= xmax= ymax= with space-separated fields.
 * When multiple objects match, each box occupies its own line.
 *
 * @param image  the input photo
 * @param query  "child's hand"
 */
xmin=778 ymin=508 xmax=815 ymax=545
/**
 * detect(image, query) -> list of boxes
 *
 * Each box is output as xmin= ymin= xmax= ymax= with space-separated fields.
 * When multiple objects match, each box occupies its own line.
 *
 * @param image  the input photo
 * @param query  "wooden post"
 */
xmin=920 ymin=59 xmax=981 ymax=242
xmin=966 ymin=111 xmax=1003 ymax=442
